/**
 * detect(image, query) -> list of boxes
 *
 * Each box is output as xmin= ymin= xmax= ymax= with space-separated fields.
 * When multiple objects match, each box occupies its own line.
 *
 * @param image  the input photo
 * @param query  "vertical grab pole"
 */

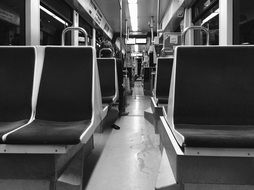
xmin=181 ymin=26 xmax=209 ymax=45
xmin=120 ymin=0 xmax=123 ymax=53
xmin=92 ymin=28 xmax=96 ymax=48
xmin=125 ymin=19 xmax=128 ymax=40
xmin=61 ymin=27 xmax=88 ymax=46
xmin=150 ymin=16 xmax=154 ymax=44
xmin=157 ymin=0 xmax=160 ymax=37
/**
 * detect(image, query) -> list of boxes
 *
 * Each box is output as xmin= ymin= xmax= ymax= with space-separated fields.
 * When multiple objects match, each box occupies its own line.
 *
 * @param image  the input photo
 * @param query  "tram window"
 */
xmin=0 ymin=0 xmax=25 ymax=45
xmin=233 ymin=0 xmax=254 ymax=45
xmin=193 ymin=0 xmax=219 ymax=45
xmin=192 ymin=0 xmax=218 ymax=22
xmin=40 ymin=5 xmax=71 ymax=45
xmin=79 ymin=15 xmax=93 ymax=45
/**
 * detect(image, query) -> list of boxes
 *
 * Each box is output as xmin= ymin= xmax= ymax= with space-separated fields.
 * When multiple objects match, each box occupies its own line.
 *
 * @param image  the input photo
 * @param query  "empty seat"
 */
xmin=97 ymin=58 xmax=118 ymax=104
xmin=169 ymin=46 xmax=254 ymax=148
xmin=0 ymin=47 xmax=35 ymax=143
xmin=155 ymin=57 xmax=173 ymax=104
xmin=4 ymin=47 xmax=94 ymax=145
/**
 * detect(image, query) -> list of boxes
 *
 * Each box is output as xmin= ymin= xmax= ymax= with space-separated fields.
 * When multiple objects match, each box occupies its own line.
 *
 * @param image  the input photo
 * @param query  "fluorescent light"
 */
xmin=128 ymin=0 xmax=138 ymax=31
xmin=201 ymin=8 xmax=219 ymax=26
xmin=128 ymin=0 xmax=137 ymax=3
xmin=40 ymin=5 xmax=69 ymax=26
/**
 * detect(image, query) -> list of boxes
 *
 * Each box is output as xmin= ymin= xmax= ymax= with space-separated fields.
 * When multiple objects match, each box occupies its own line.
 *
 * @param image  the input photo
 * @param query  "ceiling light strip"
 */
xmin=128 ymin=0 xmax=138 ymax=32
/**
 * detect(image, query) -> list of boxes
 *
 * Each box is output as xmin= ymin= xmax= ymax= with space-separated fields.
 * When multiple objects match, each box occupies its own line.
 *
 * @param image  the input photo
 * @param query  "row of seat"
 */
xmin=154 ymin=57 xmax=174 ymax=104
xmin=0 ymin=46 xmax=109 ymax=189
xmin=155 ymin=45 xmax=254 ymax=189
xmin=168 ymin=46 xmax=254 ymax=148
xmin=97 ymin=58 xmax=118 ymax=105
xmin=0 ymin=46 xmax=103 ymax=146
xmin=148 ymin=57 xmax=173 ymax=129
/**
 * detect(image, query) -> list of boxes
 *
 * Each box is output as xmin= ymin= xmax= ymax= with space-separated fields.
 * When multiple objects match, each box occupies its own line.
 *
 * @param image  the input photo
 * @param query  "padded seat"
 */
xmin=169 ymin=46 xmax=254 ymax=149
xmin=0 ymin=120 xmax=29 ymax=140
xmin=176 ymin=125 xmax=254 ymax=148
xmin=5 ymin=47 xmax=94 ymax=145
xmin=155 ymin=58 xmax=173 ymax=103
xmin=97 ymin=58 xmax=117 ymax=105
xmin=102 ymin=96 xmax=115 ymax=104
xmin=5 ymin=119 xmax=90 ymax=145
xmin=157 ymin=96 xmax=168 ymax=104
xmin=0 ymin=47 xmax=35 ymax=143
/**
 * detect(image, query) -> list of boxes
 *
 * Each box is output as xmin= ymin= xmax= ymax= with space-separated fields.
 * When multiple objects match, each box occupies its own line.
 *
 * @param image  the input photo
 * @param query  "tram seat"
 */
xmin=154 ymin=57 xmax=173 ymax=105
xmin=170 ymin=46 xmax=254 ymax=148
xmin=97 ymin=50 xmax=119 ymax=132
xmin=149 ymin=57 xmax=173 ymax=131
xmin=0 ymin=47 xmax=35 ymax=142
xmin=0 ymin=46 xmax=103 ymax=189
xmin=3 ymin=46 xmax=101 ymax=144
xmin=158 ymin=46 xmax=254 ymax=189
xmin=97 ymin=58 xmax=118 ymax=105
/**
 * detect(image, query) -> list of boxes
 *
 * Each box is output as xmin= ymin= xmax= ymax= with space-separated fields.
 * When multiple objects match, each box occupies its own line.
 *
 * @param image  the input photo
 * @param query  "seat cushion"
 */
xmin=102 ymin=96 xmax=115 ymax=104
xmin=157 ymin=96 xmax=168 ymax=104
xmin=176 ymin=124 xmax=254 ymax=148
xmin=0 ymin=120 xmax=29 ymax=143
xmin=5 ymin=119 xmax=91 ymax=145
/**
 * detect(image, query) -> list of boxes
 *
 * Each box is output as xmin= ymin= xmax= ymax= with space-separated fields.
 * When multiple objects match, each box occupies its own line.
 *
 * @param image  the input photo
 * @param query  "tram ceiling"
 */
xmin=94 ymin=0 xmax=121 ymax=33
xmin=94 ymin=0 xmax=172 ymax=34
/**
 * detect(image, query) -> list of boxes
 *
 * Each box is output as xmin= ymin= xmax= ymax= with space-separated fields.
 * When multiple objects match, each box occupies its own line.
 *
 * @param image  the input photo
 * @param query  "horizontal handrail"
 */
xmin=181 ymin=26 xmax=209 ymax=45
xmin=61 ymin=27 xmax=88 ymax=46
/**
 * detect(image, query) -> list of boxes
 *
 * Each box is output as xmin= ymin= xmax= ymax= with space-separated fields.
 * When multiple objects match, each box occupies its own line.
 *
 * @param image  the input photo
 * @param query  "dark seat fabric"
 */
xmin=5 ymin=119 xmax=91 ymax=145
xmin=177 ymin=124 xmax=254 ymax=148
xmin=5 ymin=47 xmax=93 ymax=145
xmin=156 ymin=58 xmax=173 ymax=102
xmin=36 ymin=47 xmax=93 ymax=121
xmin=0 ymin=47 xmax=34 ymax=121
xmin=173 ymin=46 xmax=254 ymax=148
xmin=157 ymin=96 xmax=168 ymax=104
xmin=0 ymin=47 xmax=35 ymax=143
xmin=102 ymin=96 xmax=115 ymax=104
xmin=97 ymin=58 xmax=116 ymax=105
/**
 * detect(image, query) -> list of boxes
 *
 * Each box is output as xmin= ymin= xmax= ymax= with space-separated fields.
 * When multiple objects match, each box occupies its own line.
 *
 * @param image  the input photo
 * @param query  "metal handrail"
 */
xmin=99 ymin=48 xmax=113 ymax=58
xmin=181 ymin=26 xmax=209 ymax=45
xmin=61 ymin=27 xmax=88 ymax=46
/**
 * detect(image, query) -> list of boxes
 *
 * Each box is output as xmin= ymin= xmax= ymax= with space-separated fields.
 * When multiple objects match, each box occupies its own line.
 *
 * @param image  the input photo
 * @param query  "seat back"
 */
xmin=168 ymin=46 xmax=254 ymax=127
xmin=0 ymin=47 xmax=35 ymax=121
xmin=155 ymin=57 xmax=173 ymax=103
xmin=36 ymin=47 xmax=93 ymax=121
xmin=97 ymin=58 xmax=117 ymax=100
xmin=99 ymin=48 xmax=113 ymax=58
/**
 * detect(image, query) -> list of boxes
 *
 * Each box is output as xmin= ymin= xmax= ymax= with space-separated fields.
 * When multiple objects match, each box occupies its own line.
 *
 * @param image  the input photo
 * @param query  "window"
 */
xmin=233 ymin=0 xmax=254 ymax=45
xmin=0 ymin=0 xmax=25 ymax=45
xmin=40 ymin=0 xmax=72 ymax=45
xmin=192 ymin=0 xmax=219 ymax=45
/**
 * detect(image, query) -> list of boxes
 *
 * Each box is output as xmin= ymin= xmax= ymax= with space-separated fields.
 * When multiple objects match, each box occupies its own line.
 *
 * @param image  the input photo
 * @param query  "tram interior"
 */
xmin=1 ymin=0 xmax=254 ymax=190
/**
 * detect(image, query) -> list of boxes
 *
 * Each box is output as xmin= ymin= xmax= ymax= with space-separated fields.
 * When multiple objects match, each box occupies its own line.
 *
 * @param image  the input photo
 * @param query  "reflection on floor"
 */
xmin=84 ymin=81 xmax=161 ymax=190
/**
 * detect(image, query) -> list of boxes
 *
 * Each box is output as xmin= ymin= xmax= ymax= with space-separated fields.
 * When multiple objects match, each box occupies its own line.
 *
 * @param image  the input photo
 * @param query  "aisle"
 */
xmin=85 ymin=82 xmax=161 ymax=190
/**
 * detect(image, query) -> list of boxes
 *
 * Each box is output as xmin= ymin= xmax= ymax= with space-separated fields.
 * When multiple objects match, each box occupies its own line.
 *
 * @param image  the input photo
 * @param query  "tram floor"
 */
xmin=83 ymin=81 xmax=161 ymax=190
